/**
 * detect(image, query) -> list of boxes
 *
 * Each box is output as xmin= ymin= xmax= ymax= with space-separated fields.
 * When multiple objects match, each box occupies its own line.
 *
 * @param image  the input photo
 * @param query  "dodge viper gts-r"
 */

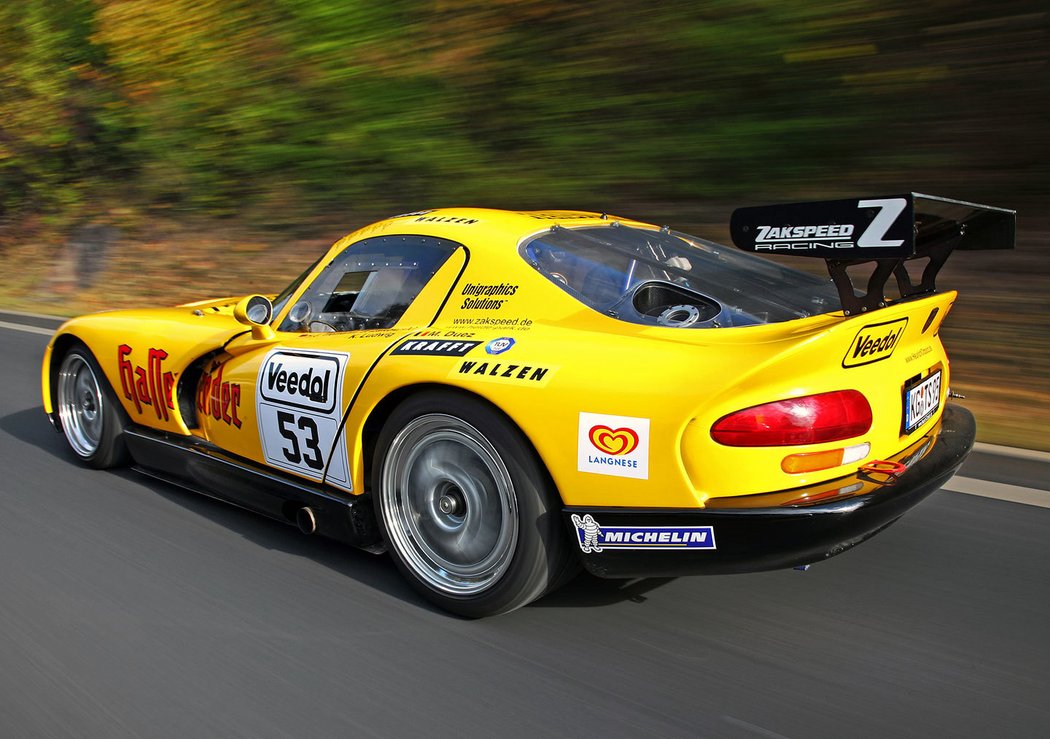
xmin=42 ymin=195 xmax=1014 ymax=616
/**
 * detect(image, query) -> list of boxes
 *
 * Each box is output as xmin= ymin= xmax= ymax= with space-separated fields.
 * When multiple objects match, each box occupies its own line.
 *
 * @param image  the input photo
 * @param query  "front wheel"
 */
xmin=373 ymin=391 xmax=575 ymax=617
xmin=55 ymin=344 xmax=130 ymax=469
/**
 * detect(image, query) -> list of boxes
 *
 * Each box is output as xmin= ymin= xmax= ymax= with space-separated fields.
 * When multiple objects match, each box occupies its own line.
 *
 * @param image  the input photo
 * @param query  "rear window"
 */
xmin=522 ymin=224 xmax=837 ymax=327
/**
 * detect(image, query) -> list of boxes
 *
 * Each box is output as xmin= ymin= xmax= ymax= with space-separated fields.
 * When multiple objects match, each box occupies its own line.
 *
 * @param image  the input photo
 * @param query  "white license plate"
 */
xmin=903 ymin=370 xmax=942 ymax=433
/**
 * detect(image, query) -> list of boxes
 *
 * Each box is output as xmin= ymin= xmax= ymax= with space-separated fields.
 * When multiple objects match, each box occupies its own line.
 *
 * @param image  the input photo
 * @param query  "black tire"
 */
xmin=373 ymin=390 xmax=576 ymax=617
xmin=55 ymin=343 xmax=130 ymax=469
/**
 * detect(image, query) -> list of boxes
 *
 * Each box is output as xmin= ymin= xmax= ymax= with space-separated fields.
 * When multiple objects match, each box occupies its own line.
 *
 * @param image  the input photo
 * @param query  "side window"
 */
xmin=279 ymin=235 xmax=458 ymax=333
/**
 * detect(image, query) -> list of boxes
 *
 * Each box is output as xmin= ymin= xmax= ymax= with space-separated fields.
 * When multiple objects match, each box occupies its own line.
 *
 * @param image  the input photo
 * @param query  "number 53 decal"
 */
xmin=276 ymin=411 xmax=325 ymax=470
xmin=256 ymin=349 xmax=352 ymax=489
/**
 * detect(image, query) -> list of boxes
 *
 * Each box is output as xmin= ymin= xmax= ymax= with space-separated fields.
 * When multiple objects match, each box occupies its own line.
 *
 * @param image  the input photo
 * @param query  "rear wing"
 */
xmin=729 ymin=194 xmax=1015 ymax=316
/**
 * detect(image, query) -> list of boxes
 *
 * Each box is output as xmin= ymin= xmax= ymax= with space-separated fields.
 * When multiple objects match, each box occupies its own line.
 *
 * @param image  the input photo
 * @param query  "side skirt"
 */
xmin=123 ymin=426 xmax=383 ymax=552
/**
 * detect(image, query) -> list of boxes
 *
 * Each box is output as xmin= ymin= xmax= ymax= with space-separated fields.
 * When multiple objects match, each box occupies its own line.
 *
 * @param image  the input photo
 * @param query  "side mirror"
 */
xmin=233 ymin=295 xmax=276 ymax=341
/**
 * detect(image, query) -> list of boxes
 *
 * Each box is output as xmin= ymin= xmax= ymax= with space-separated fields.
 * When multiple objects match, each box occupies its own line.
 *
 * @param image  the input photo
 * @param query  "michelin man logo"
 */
xmin=571 ymin=513 xmax=602 ymax=553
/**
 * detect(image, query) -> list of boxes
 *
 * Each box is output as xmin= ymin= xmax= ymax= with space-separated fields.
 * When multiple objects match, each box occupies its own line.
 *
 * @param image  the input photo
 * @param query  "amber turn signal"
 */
xmin=781 ymin=442 xmax=870 ymax=474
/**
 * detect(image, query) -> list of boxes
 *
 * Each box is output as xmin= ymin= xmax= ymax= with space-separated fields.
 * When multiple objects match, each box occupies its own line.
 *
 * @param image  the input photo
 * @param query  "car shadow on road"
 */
xmin=3 ymin=405 xmax=679 ymax=615
xmin=1 ymin=406 xmax=432 ymax=612
xmin=0 ymin=405 xmax=71 ymax=462
xmin=531 ymin=574 xmax=679 ymax=608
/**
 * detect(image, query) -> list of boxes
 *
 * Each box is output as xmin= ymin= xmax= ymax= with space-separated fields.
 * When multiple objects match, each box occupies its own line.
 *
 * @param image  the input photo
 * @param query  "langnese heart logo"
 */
xmin=589 ymin=425 xmax=639 ymax=456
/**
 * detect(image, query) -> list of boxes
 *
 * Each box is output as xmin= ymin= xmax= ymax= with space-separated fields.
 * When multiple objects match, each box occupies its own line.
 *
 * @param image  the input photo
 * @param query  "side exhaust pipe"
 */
xmin=296 ymin=506 xmax=317 ymax=535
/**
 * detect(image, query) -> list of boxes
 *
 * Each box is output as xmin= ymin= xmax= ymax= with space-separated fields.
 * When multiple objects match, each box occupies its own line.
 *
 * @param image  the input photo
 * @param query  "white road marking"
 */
xmin=0 ymin=320 xmax=54 ymax=337
xmin=0 ymin=308 xmax=66 ymax=321
xmin=723 ymin=716 xmax=791 ymax=739
xmin=972 ymin=442 xmax=1050 ymax=463
xmin=943 ymin=475 xmax=1050 ymax=509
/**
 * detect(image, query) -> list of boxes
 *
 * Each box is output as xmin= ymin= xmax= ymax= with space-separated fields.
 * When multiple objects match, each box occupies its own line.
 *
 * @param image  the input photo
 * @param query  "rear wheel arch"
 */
xmin=360 ymin=383 xmax=557 ymax=495
xmin=362 ymin=384 xmax=578 ymax=616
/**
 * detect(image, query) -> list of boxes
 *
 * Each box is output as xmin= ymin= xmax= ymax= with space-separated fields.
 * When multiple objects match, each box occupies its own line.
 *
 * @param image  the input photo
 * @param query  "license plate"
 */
xmin=903 ymin=370 xmax=942 ymax=434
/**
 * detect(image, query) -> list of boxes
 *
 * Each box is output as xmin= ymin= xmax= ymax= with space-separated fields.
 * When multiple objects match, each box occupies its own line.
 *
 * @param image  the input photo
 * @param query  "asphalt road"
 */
xmin=2 ymin=321 xmax=1049 ymax=738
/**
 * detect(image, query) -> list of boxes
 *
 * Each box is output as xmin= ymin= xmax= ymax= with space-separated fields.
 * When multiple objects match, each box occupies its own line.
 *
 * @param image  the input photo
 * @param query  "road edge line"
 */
xmin=0 ymin=320 xmax=54 ymax=337
xmin=0 ymin=308 xmax=69 ymax=321
xmin=943 ymin=475 xmax=1050 ymax=509
xmin=972 ymin=442 xmax=1050 ymax=463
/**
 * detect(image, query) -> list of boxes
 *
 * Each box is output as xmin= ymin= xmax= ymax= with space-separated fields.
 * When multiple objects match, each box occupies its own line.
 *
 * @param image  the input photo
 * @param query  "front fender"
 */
xmin=42 ymin=308 xmax=247 ymax=435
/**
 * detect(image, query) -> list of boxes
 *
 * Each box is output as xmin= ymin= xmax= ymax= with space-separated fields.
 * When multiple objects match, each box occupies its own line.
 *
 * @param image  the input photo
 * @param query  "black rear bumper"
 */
xmin=563 ymin=404 xmax=975 ymax=579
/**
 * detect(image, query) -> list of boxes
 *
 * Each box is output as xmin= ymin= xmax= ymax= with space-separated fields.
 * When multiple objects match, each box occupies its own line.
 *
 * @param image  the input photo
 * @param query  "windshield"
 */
xmin=271 ymin=257 xmax=321 ymax=320
xmin=277 ymin=235 xmax=458 ymax=332
xmin=522 ymin=224 xmax=838 ymax=327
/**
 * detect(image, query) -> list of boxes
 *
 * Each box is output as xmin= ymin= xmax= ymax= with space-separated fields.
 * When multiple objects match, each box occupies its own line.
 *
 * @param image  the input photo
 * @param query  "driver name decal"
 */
xmin=257 ymin=349 xmax=350 ymax=488
xmin=578 ymin=412 xmax=649 ymax=479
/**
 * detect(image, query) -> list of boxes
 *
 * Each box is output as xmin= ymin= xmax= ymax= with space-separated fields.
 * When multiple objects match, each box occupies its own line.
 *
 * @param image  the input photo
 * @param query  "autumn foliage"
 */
xmin=1 ymin=0 xmax=1047 ymax=225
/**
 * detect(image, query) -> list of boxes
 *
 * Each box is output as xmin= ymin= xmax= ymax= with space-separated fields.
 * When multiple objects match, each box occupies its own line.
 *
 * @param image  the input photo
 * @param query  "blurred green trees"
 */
xmin=0 ymin=0 xmax=132 ymax=217
xmin=1 ymin=0 xmax=1046 ymax=224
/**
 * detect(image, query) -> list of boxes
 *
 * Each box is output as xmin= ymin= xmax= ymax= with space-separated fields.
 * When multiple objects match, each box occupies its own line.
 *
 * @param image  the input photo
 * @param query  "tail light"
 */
xmin=711 ymin=390 xmax=872 ymax=447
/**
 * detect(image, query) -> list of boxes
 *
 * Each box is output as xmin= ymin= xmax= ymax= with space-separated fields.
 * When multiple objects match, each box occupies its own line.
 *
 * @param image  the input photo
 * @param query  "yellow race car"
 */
xmin=41 ymin=195 xmax=1014 ymax=616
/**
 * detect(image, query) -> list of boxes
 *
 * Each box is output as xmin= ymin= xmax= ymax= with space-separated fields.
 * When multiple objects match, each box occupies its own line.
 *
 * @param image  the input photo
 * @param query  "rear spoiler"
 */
xmin=729 ymin=194 xmax=1015 ymax=316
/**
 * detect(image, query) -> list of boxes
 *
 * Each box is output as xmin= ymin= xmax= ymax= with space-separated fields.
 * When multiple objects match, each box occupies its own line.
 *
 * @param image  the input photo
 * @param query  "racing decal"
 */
xmin=260 ymin=352 xmax=339 ymax=413
xmin=451 ymin=360 xmax=553 ymax=386
xmin=117 ymin=345 xmax=175 ymax=420
xmin=749 ymin=200 xmax=907 ymax=251
xmin=754 ymin=224 xmax=855 ymax=243
xmin=450 ymin=317 xmax=533 ymax=330
xmin=855 ymin=198 xmax=909 ymax=248
xmin=731 ymin=196 xmax=914 ymax=259
xmin=570 ymin=514 xmax=715 ymax=553
xmin=843 ymin=317 xmax=907 ymax=367
xmin=413 ymin=215 xmax=479 ymax=225
xmin=485 ymin=337 xmax=515 ymax=355
xmin=196 ymin=363 xmax=242 ymax=428
xmin=391 ymin=339 xmax=481 ymax=356
xmin=578 ymin=412 xmax=649 ymax=479
xmin=256 ymin=349 xmax=351 ymax=486
xmin=522 ymin=212 xmax=601 ymax=220
xmin=459 ymin=283 xmax=518 ymax=310
xmin=904 ymin=344 xmax=934 ymax=364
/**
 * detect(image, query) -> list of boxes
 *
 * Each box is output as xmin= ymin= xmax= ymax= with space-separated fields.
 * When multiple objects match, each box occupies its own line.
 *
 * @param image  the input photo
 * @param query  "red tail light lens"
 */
xmin=711 ymin=390 xmax=872 ymax=447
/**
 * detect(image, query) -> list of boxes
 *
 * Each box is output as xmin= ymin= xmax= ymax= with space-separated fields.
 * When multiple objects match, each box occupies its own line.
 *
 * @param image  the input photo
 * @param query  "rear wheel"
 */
xmin=373 ymin=391 xmax=575 ymax=617
xmin=56 ymin=344 xmax=129 ymax=469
